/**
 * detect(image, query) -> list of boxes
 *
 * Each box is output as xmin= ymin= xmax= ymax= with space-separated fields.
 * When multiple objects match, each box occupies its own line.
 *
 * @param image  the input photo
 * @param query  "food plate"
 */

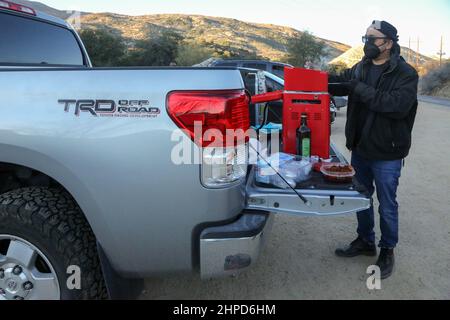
xmin=320 ymin=163 xmax=355 ymax=183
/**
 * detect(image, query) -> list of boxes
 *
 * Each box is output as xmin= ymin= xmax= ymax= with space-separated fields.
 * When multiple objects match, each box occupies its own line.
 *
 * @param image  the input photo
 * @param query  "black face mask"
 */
xmin=364 ymin=40 xmax=387 ymax=59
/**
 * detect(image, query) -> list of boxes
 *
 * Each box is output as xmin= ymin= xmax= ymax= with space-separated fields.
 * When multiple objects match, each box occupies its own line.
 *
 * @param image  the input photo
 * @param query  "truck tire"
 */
xmin=0 ymin=187 xmax=107 ymax=300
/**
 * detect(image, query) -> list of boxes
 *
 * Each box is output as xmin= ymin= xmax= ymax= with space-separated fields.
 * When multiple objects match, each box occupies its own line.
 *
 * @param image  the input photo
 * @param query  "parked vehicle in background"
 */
xmin=333 ymin=96 xmax=348 ymax=110
xmin=199 ymin=58 xmax=293 ymax=79
xmin=329 ymin=97 xmax=338 ymax=123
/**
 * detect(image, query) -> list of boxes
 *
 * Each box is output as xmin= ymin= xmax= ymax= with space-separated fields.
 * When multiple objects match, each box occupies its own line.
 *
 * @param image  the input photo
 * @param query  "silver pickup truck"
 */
xmin=0 ymin=2 xmax=370 ymax=300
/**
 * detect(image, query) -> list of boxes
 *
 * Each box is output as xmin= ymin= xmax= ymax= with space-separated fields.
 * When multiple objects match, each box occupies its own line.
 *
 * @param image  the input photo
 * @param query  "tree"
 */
xmin=127 ymin=30 xmax=183 ymax=66
xmin=79 ymin=29 xmax=126 ymax=67
xmin=285 ymin=31 xmax=325 ymax=68
xmin=175 ymin=42 xmax=214 ymax=66
xmin=328 ymin=61 xmax=348 ymax=75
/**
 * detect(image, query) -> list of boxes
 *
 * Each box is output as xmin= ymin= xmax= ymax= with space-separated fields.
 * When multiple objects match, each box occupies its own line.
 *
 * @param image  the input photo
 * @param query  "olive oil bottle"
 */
xmin=296 ymin=113 xmax=311 ymax=158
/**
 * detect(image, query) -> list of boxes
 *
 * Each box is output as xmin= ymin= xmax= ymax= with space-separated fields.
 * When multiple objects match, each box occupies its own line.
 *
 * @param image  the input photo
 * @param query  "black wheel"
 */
xmin=0 ymin=187 xmax=107 ymax=300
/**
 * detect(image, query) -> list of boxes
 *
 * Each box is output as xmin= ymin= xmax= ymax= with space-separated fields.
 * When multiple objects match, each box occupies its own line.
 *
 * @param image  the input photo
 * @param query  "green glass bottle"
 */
xmin=296 ymin=113 xmax=311 ymax=158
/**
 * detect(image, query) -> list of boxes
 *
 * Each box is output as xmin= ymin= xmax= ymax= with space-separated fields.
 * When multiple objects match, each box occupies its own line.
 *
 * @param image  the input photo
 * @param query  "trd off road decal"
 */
xmin=58 ymin=99 xmax=160 ymax=118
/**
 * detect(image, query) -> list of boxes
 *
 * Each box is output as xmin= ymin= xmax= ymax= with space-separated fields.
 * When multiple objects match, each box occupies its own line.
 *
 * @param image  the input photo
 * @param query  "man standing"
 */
xmin=328 ymin=20 xmax=418 ymax=279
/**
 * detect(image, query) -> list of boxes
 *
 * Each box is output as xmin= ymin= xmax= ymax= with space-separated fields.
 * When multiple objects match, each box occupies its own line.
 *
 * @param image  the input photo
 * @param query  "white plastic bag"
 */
xmin=256 ymin=152 xmax=312 ymax=188
xmin=280 ymin=159 xmax=312 ymax=183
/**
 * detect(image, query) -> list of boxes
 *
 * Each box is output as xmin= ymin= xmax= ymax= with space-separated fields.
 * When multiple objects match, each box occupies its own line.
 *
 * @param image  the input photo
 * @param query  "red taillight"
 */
xmin=0 ymin=0 xmax=36 ymax=15
xmin=167 ymin=90 xmax=250 ymax=147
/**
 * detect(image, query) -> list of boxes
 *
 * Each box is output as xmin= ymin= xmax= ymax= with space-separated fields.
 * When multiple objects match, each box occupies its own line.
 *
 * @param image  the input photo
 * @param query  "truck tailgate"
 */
xmin=245 ymin=143 xmax=371 ymax=216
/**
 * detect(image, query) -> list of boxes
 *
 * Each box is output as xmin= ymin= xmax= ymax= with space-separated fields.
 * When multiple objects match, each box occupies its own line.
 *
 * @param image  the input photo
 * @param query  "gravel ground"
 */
xmin=142 ymin=101 xmax=450 ymax=300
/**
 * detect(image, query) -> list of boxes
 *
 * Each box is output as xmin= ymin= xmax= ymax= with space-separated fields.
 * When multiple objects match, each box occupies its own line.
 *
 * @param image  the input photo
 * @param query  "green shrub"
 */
xmin=420 ymin=62 xmax=450 ymax=95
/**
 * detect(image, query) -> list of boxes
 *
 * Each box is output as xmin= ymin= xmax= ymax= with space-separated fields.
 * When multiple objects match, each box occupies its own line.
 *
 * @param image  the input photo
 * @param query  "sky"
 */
xmin=40 ymin=0 xmax=450 ymax=58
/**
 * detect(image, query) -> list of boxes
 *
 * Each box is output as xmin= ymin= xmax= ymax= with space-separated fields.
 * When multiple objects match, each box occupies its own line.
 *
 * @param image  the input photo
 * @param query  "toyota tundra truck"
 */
xmin=0 ymin=2 xmax=370 ymax=300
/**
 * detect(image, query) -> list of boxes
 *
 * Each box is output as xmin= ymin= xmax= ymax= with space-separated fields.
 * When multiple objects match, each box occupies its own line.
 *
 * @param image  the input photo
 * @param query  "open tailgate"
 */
xmin=245 ymin=142 xmax=371 ymax=216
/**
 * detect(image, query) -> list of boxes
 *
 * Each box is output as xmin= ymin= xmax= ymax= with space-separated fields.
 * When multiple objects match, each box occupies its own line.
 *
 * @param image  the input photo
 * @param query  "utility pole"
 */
xmin=409 ymin=37 xmax=422 ymax=69
xmin=408 ymin=37 xmax=411 ymax=64
xmin=437 ymin=36 xmax=446 ymax=67
xmin=416 ymin=37 xmax=420 ymax=68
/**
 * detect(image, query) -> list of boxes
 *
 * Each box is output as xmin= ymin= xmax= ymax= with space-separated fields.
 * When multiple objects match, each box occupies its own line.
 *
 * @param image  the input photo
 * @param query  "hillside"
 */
xmin=420 ymin=62 xmax=450 ymax=98
xmin=77 ymin=13 xmax=352 ymax=62
xmin=13 ymin=1 xmax=433 ymax=67
xmin=16 ymin=0 xmax=350 ymax=62
xmin=330 ymin=44 xmax=433 ymax=72
xmin=430 ymin=81 xmax=450 ymax=98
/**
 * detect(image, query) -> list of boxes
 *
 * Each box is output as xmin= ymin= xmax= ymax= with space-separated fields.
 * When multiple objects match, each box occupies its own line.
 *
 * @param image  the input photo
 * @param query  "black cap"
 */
xmin=369 ymin=20 xmax=399 ymax=42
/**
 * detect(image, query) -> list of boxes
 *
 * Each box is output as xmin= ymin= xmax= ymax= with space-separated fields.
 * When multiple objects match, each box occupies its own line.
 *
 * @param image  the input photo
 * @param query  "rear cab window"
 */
xmin=0 ymin=11 xmax=86 ymax=66
xmin=272 ymin=65 xmax=284 ymax=71
xmin=241 ymin=71 xmax=257 ymax=95
xmin=266 ymin=77 xmax=283 ymax=92
xmin=272 ymin=65 xmax=286 ymax=78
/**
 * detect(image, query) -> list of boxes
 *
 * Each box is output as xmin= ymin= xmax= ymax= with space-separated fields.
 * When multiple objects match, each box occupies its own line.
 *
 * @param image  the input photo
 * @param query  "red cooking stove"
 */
xmin=251 ymin=67 xmax=330 ymax=159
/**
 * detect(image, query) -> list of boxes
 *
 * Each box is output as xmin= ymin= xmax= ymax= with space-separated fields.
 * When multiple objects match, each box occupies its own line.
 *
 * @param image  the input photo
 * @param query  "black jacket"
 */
xmin=329 ymin=52 xmax=419 ymax=160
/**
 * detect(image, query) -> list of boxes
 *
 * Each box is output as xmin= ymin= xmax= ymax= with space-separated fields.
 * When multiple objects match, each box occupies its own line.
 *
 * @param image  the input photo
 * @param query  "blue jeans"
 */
xmin=351 ymin=152 xmax=402 ymax=249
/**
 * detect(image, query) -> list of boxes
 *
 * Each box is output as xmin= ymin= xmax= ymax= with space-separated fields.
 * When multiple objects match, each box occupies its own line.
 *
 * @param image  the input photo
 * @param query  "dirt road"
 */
xmin=142 ymin=101 xmax=450 ymax=300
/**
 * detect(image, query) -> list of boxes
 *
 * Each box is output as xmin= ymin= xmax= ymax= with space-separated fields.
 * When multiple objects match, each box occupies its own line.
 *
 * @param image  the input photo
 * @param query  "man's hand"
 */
xmin=347 ymin=79 xmax=360 ymax=93
xmin=328 ymin=79 xmax=361 ymax=96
